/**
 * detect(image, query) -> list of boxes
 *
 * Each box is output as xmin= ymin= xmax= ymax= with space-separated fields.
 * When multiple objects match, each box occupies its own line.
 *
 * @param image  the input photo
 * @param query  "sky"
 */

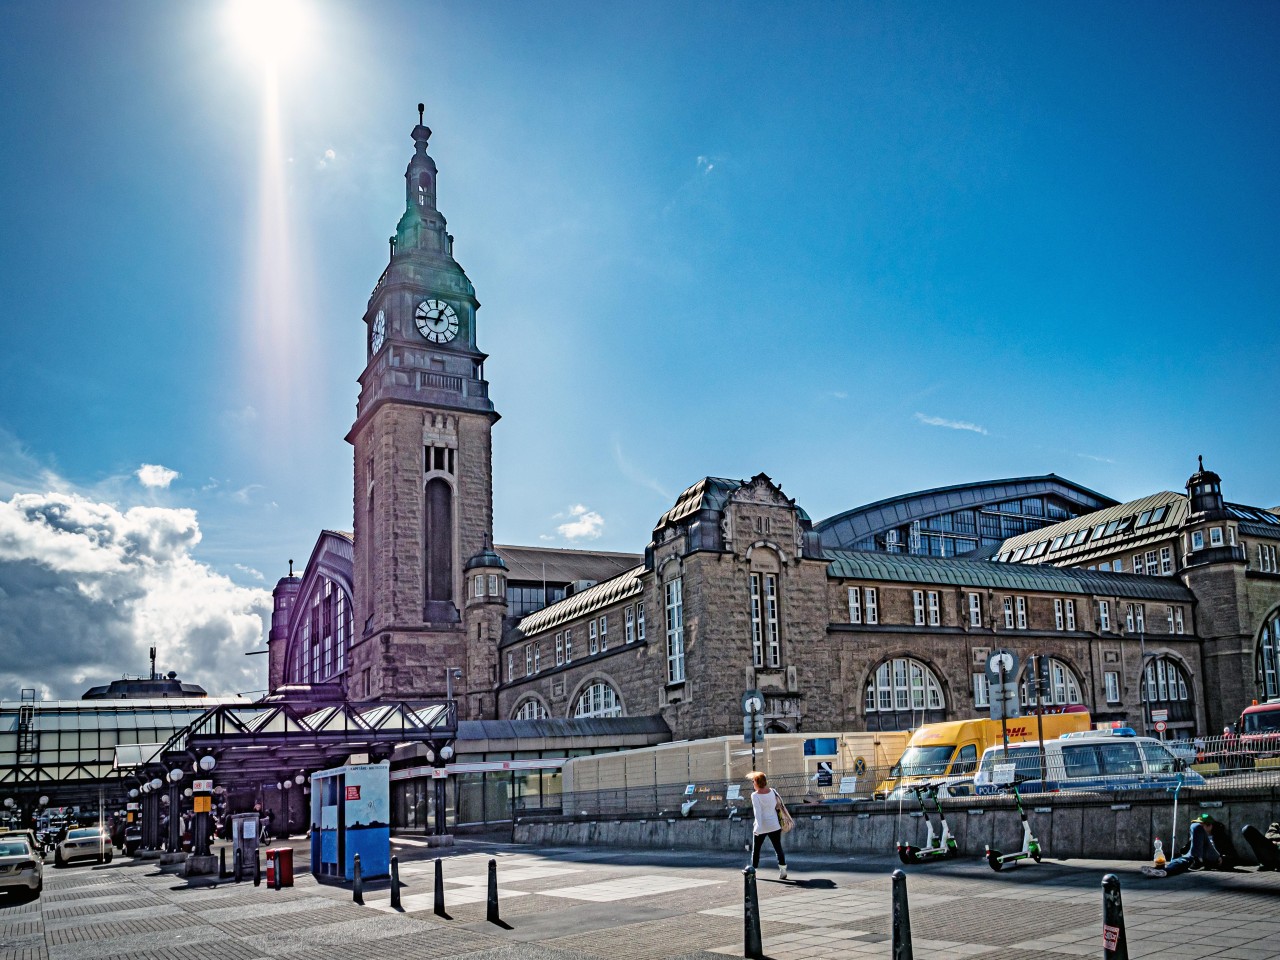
xmin=0 ymin=1 xmax=1277 ymax=699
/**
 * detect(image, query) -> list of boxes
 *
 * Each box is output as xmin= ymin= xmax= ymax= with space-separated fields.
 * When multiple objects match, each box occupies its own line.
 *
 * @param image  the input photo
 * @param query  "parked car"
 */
xmin=0 ymin=830 xmax=43 ymax=858
xmin=122 ymin=824 xmax=142 ymax=856
xmin=54 ymin=827 xmax=112 ymax=867
xmin=0 ymin=838 xmax=43 ymax=897
xmin=973 ymin=728 xmax=1207 ymax=795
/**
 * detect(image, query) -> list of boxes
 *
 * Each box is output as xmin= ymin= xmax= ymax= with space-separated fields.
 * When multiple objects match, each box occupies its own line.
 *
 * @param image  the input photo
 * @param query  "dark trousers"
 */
xmin=752 ymin=829 xmax=785 ymax=868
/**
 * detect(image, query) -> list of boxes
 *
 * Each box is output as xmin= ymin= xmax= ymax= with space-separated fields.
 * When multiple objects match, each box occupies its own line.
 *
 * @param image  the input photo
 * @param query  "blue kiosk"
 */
xmin=311 ymin=762 xmax=390 ymax=880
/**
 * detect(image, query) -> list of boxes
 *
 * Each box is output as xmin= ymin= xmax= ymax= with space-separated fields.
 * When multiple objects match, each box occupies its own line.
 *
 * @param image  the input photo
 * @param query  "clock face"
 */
xmin=371 ymin=310 xmax=386 ymax=352
xmin=414 ymin=299 xmax=459 ymax=343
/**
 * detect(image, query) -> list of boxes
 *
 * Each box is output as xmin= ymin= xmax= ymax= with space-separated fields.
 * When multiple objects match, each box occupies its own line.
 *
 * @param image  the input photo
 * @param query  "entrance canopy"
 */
xmin=147 ymin=699 xmax=457 ymax=791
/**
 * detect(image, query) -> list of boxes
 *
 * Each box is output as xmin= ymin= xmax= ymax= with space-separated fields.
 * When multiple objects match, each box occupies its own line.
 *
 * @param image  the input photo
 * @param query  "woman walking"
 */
xmin=748 ymin=771 xmax=789 ymax=879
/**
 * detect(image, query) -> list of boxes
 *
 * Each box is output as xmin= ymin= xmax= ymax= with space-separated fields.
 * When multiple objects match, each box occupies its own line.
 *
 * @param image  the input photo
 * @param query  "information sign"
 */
xmin=194 ymin=795 xmax=211 ymax=814
xmin=193 ymin=779 xmax=213 ymax=793
xmin=726 ymin=784 xmax=742 ymax=801
xmin=815 ymin=761 xmax=833 ymax=786
xmin=992 ymin=762 xmax=1016 ymax=786
xmin=838 ymin=776 xmax=860 ymax=794
xmin=1151 ymin=709 xmax=1169 ymax=723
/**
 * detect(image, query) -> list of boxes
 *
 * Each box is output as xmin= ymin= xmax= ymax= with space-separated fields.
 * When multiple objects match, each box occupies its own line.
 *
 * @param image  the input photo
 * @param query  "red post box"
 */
xmin=266 ymin=846 xmax=294 ymax=887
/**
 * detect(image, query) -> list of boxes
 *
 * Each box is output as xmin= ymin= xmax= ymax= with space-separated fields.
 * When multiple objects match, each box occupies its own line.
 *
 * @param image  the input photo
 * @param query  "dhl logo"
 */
xmin=1006 ymin=726 xmax=1030 ymax=736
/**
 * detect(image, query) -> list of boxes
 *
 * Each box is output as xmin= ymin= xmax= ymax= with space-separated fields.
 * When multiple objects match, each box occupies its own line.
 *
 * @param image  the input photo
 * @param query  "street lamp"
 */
xmin=169 ymin=767 xmax=184 ymax=783
xmin=38 ymin=795 xmax=48 ymax=807
xmin=199 ymin=755 xmax=216 ymax=772
xmin=445 ymin=666 xmax=463 ymax=701
xmin=294 ymin=773 xmax=305 ymax=785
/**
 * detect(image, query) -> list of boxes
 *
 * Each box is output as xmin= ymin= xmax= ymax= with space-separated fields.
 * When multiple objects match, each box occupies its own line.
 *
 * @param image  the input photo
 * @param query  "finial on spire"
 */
xmin=1198 ymin=454 xmax=1204 ymax=472
xmin=288 ymin=558 xmax=294 ymax=577
xmin=418 ymin=102 xmax=425 ymax=125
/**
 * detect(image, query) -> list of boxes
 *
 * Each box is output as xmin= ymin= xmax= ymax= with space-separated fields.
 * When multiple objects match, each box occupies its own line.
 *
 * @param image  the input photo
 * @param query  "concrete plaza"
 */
xmin=3 ymin=837 xmax=1278 ymax=960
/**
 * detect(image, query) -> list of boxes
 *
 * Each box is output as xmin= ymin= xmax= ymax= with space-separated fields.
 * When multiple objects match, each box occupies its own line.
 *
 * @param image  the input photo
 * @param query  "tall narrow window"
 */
xmin=507 ymin=652 xmax=513 ymax=681
xmin=588 ymin=620 xmax=598 ymax=655
xmin=912 ymin=590 xmax=925 ymax=626
xmin=474 ymin=575 xmax=485 ymax=598
xmin=864 ymin=588 xmax=879 ymax=624
xmin=1016 ymin=596 xmax=1027 ymax=629
xmin=665 ymin=578 xmax=685 ymax=683
xmin=637 ymin=602 xmax=646 ymax=642
xmin=1104 ymin=671 xmax=1121 ymax=703
xmin=764 ymin=574 xmax=780 ymax=667
xmin=1099 ymin=599 xmax=1111 ymax=632
xmin=968 ymin=593 xmax=982 ymax=627
xmin=525 ymin=645 xmax=532 ymax=675
xmin=488 ymin=574 xmax=498 ymax=596
xmin=1126 ymin=603 xmax=1136 ymax=632
xmin=1175 ymin=607 xmax=1184 ymax=634
xmin=750 ymin=574 xmax=764 ymax=667
xmin=625 ymin=607 xmax=636 ymax=643
xmin=565 ymin=628 xmax=573 ymax=662
xmin=927 ymin=591 xmax=940 ymax=626
xmin=848 ymin=587 xmax=862 ymax=624
xmin=555 ymin=632 xmax=564 ymax=666
xmin=424 ymin=478 xmax=453 ymax=607
xmin=599 ymin=615 xmax=608 ymax=652
xmin=1065 ymin=599 xmax=1076 ymax=631
xmin=1054 ymin=599 xmax=1065 ymax=631
xmin=534 ymin=644 xmax=541 ymax=672
xmin=1167 ymin=606 xmax=1175 ymax=633
xmin=1003 ymin=597 xmax=1014 ymax=629
xmin=1135 ymin=604 xmax=1145 ymax=632
xmin=1160 ymin=547 xmax=1173 ymax=575
xmin=973 ymin=673 xmax=990 ymax=707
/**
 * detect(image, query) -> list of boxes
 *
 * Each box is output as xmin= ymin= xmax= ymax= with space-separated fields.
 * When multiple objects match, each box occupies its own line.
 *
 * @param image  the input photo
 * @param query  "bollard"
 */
xmin=353 ymin=853 xmax=364 ymax=905
xmin=1102 ymin=874 xmax=1128 ymax=960
xmin=273 ymin=851 xmax=281 ymax=891
xmin=220 ymin=847 xmax=228 ymax=880
xmin=743 ymin=867 xmax=763 ymax=960
xmin=253 ymin=849 xmax=261 ymax=887
xmin=233 ymin=847 xmax=241 ymax=883
xmin=390 ymin=856 xmax=401 ymax=910
xmin=433 ymin=858 xmax=446 ymax=917
xmin=486 ymin=858 xmax=499 ymax=923
xmin=891 ymin=869 xmax=913 ymax=960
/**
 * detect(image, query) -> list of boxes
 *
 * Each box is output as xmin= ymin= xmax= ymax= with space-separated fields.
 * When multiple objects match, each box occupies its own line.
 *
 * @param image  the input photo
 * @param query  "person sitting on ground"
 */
xmin=1143 ymin=814 xmax=1221 ymax=877
xmin=1240 ymin=821 xmax=1280 ymax=872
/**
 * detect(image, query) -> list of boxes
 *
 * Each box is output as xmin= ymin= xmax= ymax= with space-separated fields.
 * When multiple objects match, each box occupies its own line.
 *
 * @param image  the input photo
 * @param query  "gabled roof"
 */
xmin=826 ymin=550 xmax=1194 ymax=602
xmin=495 ymin=544 xmax=642 ymax=584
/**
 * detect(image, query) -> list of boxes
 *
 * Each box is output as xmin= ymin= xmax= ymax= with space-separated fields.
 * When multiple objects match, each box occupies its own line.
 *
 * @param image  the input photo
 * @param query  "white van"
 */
xmin=974 ymin=728 xmax=1206 ymax=795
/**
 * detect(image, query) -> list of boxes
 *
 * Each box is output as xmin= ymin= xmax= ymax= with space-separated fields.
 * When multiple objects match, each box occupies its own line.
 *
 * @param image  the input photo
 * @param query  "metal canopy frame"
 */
xmin=147 ymin=699 xmax=458 ymax=789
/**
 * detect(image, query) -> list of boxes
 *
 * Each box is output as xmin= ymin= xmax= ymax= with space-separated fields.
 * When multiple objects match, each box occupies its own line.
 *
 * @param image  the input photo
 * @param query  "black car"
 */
xmin=122 ymin=825 xmax=142 ymax=856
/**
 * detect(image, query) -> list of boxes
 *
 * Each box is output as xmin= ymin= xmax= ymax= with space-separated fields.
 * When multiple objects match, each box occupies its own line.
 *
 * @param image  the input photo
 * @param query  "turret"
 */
xmin=267 ymin=560 xmax=302 ymax=692
xmin=1182 ymin=457 xmax=1244 ymax=568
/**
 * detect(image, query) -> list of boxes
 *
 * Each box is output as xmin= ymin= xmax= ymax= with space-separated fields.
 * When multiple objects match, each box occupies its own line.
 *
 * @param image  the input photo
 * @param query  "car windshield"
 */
xmin=893 ymin=745 xmax=955 ymax=777
xmin=1242 ymin=710 xmax=1280 ymax=734
xmin=67 ymin=828 xmax=101 ymax=839
xmin=0 ymin=842 xmax=28 ymax=857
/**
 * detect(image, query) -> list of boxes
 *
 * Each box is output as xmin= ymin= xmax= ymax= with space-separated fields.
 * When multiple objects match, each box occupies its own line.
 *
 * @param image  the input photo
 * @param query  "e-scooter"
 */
xmin=984 ymin=778 xmax=1041 ymax=871
xmin=897 ymin=782 xmax=959 ymax=864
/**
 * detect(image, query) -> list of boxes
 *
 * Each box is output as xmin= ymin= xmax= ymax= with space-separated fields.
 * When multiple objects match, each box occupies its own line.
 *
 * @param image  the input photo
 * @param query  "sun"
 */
xmin=226 ymin=0 xmax=311 ymax=69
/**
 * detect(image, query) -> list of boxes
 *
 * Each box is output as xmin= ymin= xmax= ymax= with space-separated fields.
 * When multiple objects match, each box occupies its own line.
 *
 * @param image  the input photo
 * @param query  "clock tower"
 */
xmin=346 ymin=106 xmax=506 ymax=718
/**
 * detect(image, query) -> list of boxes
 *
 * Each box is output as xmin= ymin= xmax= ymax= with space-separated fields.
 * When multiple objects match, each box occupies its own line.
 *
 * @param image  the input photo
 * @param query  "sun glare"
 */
xmin=227 ymin=0 xmax=310 ymax=68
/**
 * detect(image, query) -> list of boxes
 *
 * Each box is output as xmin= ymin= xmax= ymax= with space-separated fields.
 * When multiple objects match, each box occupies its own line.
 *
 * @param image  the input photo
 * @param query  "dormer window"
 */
xmin=1210 ymin=527 xmax=1224 ymax=547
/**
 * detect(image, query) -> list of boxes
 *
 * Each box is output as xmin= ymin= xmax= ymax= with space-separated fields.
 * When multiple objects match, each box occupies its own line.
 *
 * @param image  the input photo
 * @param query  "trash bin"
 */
xmin=266 ymin=846 xmax=294 ymax=887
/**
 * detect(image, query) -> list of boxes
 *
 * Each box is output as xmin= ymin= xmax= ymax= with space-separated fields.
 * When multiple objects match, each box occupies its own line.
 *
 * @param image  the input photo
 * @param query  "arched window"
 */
xmin=1143 ymin=655 xmax=1195 ymax=726
xmin=1019 ymin=657 xmax=1083 ymax=707
xmin=512 ymin=698 xmax=547 ymax=721
xmin=864 ymin=658 xmax=946 ymax=731
xmin=1259 ymin=612 xmax=1280 ymax=701
xmin=424 ymin=478 xmax=453 ymax=607
xmin=286 ymin=575 xmax=353 ymax=685
xmin=573 ymin=681 xmax=622 ymax=719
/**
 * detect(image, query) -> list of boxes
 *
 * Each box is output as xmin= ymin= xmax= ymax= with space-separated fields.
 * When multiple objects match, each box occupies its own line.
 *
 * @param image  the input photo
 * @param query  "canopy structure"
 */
xmin=145 ymin=698 xmax=458 ymax=789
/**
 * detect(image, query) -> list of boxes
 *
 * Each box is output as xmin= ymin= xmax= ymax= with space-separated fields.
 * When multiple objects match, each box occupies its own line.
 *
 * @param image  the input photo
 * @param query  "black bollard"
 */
xmin=353 ymin=853 xmax=364 ymax=905
xmin=219 ymin=847 xmax=228 ymax=880
xmin=233 ymin=847 xmax=241 ymax=883
xmin=253 ymin=849 xmax=261 ymax=887
xmin=390 ymin=856 xmax=401 ymax=910
xmin=1102 ymin=874 xmax=1128 ymax=960
xmin=486 ymin=858 xmax=499 ymax=923
xmin=273 ymin=851 xmax=281 ymax=891
xmin=891 ymin=869 xmax=913 ymax=960
xmin=433 ymin=858 xmax=446 ymax=917
xmin=743 ymin=867 xmax=763 ymax=960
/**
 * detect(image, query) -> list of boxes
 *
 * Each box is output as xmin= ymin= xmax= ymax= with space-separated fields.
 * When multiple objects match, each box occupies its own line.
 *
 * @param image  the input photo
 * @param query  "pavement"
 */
xmin=2 ymin=835 xmax=1278 ymax=960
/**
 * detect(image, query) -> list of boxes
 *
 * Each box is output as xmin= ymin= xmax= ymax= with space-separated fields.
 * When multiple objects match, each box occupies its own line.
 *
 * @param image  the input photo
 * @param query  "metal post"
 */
xmin=1102 ymin=873 xmax=1128 ymax=960
xmin=167 ymin=783 xmax=182 ymax=852
xmin=220 ymin=846 xmax=227 ymax=879
xmin=999 ymin=662 xmax=1010 ymax=752
xmin=273 ymin=851 xmax=281 ymax=891
xmin=743 ymin=867 xmax=763 ymax=960
xmin=486 ymin=858 xmax=499 ymax=923
xmin=353 ymin=853 xmax=364 ymax=904
xmin=253 ymin=849 xmax=261 ymax=887
xmin=891 ymin=868 xmax=914 ymax=960
xmin=1139 ymin=631 xmax=1150 ymax=737
xmin=390 ymin=856 xmax=401 ymax=910
xmin=433 ymin=858 xmax=446 ymax=917
xmin=1033 ymin=655 xmax=1047 ymax=783
xmin=750 ymin=704 xmax=758 ymax=770
xmin=233 ymin=846 xmax=241 ymax=883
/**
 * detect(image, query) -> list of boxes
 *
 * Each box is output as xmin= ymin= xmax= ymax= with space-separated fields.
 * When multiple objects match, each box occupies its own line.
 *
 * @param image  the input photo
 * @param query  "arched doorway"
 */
xmin=1143 ymin=654 xmax=1195 ymax=733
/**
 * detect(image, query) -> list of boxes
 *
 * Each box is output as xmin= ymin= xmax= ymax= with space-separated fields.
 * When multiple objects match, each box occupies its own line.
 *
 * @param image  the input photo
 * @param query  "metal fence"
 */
xmin=536 ymin=734 xmax=1280 ymax=822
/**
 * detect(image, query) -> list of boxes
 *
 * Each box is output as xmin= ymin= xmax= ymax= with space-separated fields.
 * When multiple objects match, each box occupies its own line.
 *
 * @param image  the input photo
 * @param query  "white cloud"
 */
xmin=234 ymin=563 xmax=265 ymax=582
xmin=0 ymin=489 xmax=271 ymax=699
xmin=611 ymin=438 xmax=672 ymax=503
xmin=556 ymin=504 xmax=605 ymax=541
xmin=1077 ymin=453 xmax=1117 ymax=464
xmin=697 ymin=155 xmax=715 ymax=174
xmin=828 ymin=390 xmax=848 ymax=400
xmin=136 ymin=463 xmax=179 ymax=489
xmin=913 ymin=412 xmax=988 ymax=435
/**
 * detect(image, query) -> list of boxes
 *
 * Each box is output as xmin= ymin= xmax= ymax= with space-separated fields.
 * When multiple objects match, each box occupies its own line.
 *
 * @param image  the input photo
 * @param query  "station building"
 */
xmin=266 ymin=111 xmax=1280 ymax=819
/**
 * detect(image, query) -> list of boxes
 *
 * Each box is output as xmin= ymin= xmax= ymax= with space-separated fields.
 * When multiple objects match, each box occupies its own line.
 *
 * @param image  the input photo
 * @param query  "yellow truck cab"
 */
xmin=875 ymin=709 xmax=1091 ymax=799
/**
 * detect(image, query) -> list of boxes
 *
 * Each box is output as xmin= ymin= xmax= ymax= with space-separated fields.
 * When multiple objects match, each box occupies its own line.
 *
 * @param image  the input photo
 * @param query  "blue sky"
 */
xmin=0 ymin=1 xmax=1277 ymax=696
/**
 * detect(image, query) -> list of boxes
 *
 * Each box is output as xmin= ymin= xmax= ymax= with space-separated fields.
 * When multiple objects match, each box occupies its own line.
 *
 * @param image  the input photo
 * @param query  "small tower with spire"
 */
xmin=267 ymin=559 xmax=302 ymax=691
xmin=1182 ymin=456 xmax=1244 ymax=568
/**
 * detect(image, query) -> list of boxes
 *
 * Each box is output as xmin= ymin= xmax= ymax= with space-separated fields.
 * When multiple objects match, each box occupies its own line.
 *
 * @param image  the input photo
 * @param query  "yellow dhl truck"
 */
xmin=874 ymin=709 xmax=1091 ymax=799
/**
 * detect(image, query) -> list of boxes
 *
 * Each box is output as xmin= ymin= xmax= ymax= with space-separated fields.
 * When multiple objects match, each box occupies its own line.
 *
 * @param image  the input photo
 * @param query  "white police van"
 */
xmin=973 ymin=728 xmax=1207 ymax=795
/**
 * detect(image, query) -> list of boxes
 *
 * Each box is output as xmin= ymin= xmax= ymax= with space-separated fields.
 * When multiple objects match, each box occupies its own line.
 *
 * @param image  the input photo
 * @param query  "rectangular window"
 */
xmin=765 ymin=574 xmax=781 ymax=667
xmin=864 ymin=587 xmax=878 ymax=624
xmin=507 ymin=652 xmax=513 ymax=681
xmin=1099 ymin=600 xmax=1111 ymax=632
xmin=912 ymin=590 xmax=925 ymax=626
xmin=625 ymin=607 xmax=636 ymax=643
xmin=1113 ymin=558 xmax=1123 ymax=572
xmin=927 ymin=590 xmax=940 ymax=626
xmin=1066 ymin=599 xmax=1076 ymax=631
xmin=525 ymin=646 xmax=533 ymax=675
xmin=1167 ymin=606 xmax=1175 ymax=633
xmin=1104 ymin=671 xmax=1121 ymax=703
xmin=565 ymin=629 xmax=573 ymax=663
xmin=665 ymin=578 xmax=685 ymax=683
xmin=637 ymin=602 xmax=646 ymax=642
xmin=588 ymin=620 xmax=598 ymax=655
xmin=847 ymin=586 xmax=862 ymax=624
xmin=599 ymin=615 xmax=608 ymax=651
xmin=1145 ymin=551 xmax=1158 ymax=576
xmin=1175 ymin=607 xmax=1184 ymax=634
xmin=1054 ymin=599 xmax=1064 ymax=631
xmin=973 ymin=673 xmax=990 ymax=708
xmin=1016 ymin=596 xmax=1027 ymax=630
xmin=534 ymin=644 xmax=541 ymax=672
xmin=1126 ymin=603 xmax=1135 ymax=632
xmin=1133 ymin=554 xmax=1144 ymax=575
xmin=1003 ymin=596 xmax=1014 ymax=629
xmin=1160 ymin=547 xmax=1173 ymax=575
xmin=969 ymin=593 xmax=982 ymax=627
xmin=751 ymin=574 xmax=764 ymax=667
xmin=474 ymin=575 xmax=485 ymax=598
xmin=1135 ymin=604 xmax=1145 ymax=632
xmin=1191 ymin=530 xmax=1205 ymax=551
xmin=489 ymin=574 xmax=498 ymax=596
xmin=1210 ymin=527 xmax=1224 ymax=547
xmin=555 ymin=632 xmax=564 ymax=666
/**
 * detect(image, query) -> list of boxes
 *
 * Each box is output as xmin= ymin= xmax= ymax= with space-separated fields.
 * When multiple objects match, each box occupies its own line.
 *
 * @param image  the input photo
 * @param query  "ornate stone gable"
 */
xmin=729 ymin=473 xmax=795 ymax=509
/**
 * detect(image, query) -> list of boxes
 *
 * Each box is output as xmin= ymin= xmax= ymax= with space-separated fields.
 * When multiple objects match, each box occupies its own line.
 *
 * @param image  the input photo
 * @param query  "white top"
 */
xmin=751 ymin=788 xmax=782 ymax=835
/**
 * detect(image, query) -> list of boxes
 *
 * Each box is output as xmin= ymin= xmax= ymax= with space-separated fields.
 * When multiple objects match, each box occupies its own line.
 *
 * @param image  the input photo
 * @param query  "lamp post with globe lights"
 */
xmin=191 ymin=755 xmax=215 ymax=859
